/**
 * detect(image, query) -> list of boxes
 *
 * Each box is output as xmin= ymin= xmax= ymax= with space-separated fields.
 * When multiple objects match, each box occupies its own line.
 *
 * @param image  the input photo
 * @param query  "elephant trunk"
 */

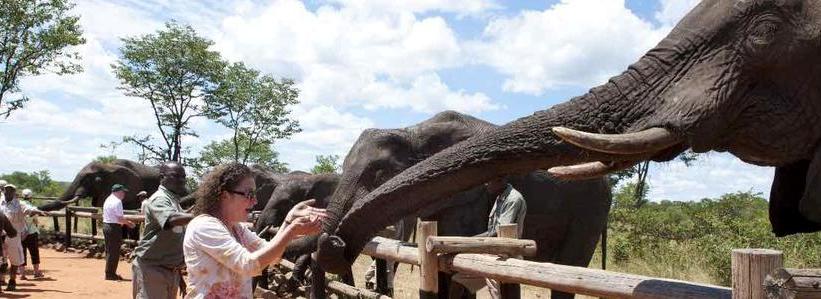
xmin=317 ymin=49 xmax=691 ymax=273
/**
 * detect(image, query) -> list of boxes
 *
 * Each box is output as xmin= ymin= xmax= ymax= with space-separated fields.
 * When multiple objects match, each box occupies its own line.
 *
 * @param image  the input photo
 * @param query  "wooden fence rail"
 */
xmin=359 ymin=221 xmax=743 ymax=299
xmin=45 ymin=206 xmax=144 ymax=247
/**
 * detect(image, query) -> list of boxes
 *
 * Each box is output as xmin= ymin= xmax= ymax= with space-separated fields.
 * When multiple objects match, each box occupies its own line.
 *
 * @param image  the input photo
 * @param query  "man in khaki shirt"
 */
xmin=131 ymin=162 xmax=193 ymax=299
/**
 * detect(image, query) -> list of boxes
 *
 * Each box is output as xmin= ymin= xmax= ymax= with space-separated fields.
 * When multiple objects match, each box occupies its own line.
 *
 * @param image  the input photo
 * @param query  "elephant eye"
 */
xmin=746 ymin=17 xmax=781 ymax=49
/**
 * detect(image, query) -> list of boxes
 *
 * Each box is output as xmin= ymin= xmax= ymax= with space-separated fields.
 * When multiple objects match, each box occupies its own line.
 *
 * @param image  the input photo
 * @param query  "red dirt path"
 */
xmin=0 ymin=247 xmax=133 ymax=298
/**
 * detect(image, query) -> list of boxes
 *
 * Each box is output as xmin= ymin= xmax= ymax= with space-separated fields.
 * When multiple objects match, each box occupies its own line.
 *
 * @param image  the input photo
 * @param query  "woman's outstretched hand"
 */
xmin=284 ymin=199 xmax=330 ymax=226
xmin=287 ymin=215 xmax=323 ymax=237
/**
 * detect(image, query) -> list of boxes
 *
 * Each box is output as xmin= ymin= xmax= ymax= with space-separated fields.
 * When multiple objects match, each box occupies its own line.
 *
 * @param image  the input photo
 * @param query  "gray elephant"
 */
xmin=253 ymin=172 xmax=340 ymax=236
xmin=322 ymin=111 xmax=611 ymax=298
xmin=41 ymin=159 xmax=160 ymax=211
xmin=318 ymin=0 xmax=821 ymax=286
xmin=247 ymin=172 xmax=341 ymax=295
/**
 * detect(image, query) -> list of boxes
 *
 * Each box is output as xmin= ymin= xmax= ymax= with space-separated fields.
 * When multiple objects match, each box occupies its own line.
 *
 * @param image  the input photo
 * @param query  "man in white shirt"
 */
xmin=102 ymin=184 xmax=135 ymax=281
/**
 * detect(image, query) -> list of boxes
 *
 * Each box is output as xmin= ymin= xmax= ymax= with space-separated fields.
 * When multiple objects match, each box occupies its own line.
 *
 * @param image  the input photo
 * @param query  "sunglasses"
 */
xmin=227 ymin=189 xmax=256 ymax=200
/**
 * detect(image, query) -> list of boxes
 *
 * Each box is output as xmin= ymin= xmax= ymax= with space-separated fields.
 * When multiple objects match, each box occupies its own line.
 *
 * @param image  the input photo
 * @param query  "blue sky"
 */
xmin=0 ymin=0 xmax=774 ymax=201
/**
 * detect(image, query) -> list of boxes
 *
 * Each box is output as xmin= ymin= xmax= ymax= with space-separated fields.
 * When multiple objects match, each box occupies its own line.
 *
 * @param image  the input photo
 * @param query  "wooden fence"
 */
xmin=358 ymin=220 xmax=819 ymax=299
xmin=41 ymin=209 xmax=813 ymax=298
xmin=45 ymin=206 xmax=144 ymax=246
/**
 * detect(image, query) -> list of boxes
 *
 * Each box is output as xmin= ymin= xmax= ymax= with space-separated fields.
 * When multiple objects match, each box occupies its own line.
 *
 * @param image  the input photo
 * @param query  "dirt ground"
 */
xmin=8 ymin=247 xmax=582 ymax=299
xmin=0 ymin=247 xmax=133 ymax=298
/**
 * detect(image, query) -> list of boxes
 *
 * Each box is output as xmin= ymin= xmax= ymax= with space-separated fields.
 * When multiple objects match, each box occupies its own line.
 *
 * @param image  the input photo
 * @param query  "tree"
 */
xmin=311 ymin=155 xmax=340 ymax=174
xmin=111 ymin=22 xmax=225 ymax=163
xmin=1 ymin=170 xmax=64 ymax=196
xmin=204 ymin=62 xmax=300 ymax=165
xmin=94 ymin=155 xmax=117 ymax=164
xmin=0 ymin=0 xmax=85 ymax=117
xmin=195 ymin=134 xmax=288 ymax=176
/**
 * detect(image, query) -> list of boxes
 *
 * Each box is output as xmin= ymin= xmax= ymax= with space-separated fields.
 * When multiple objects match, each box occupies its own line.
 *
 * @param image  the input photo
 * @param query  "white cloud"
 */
xmin=654 ymin=0 xmax=701 ymax=28
xmin=212 ymin=0 xmax=499 ymax=113
xmin=645 ymin=153 xmax=774 ymax=201
xmin=471 ymin=0 xmax=668 ymax=94
xmin=328 ymin=0 xmax=500 ymax=16
xmin=277 ymin=105 xmax=375 ymax=171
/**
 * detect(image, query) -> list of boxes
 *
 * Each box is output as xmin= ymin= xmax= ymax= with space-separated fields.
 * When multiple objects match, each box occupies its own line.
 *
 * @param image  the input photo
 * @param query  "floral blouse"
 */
xmin=183 ymin=215 xmax=267 ymax=299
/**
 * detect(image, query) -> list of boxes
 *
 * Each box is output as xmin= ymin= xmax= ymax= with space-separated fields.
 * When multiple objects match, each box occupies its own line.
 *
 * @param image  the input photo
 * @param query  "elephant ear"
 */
xmin=768 ymin=146 xmax=821 ymax=236
xmin=110 ymin=165 xmax=143 ymax=208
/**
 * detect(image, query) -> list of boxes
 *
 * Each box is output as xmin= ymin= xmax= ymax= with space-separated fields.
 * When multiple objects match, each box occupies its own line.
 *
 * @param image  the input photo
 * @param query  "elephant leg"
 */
xmin=309 ymin=260 xmax=326 ymax=299
xmin=551 ymin=214 xmax=608 ymax=299
xmin=293 ymin=254 xmax=312 ymax=283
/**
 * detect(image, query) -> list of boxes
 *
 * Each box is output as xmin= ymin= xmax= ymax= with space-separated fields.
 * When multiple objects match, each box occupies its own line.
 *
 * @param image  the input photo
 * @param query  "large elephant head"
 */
xmin=317 ymin=0 xmax=821 ymax=273
xmin=321 ymin=111 xmax=493 ymax=238
xmin=43 ymin=159 xmax=160 ymax=210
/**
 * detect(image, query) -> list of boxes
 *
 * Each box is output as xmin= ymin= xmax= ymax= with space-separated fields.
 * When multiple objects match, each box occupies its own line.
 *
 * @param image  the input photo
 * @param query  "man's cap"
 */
xmin=136 ymin=191 xmax=148 ymax=197
xmin=21 ymin=189 xmax=32 ymax=197
xmin=111 ymin=184 xmax=129 ymax=192
xmin=3 ymin=184 xmax=16 ymax=190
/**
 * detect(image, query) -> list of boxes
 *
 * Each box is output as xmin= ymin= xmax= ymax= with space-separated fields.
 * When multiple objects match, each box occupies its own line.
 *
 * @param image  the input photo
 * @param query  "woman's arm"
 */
xmin=249 ymin=215 xmax=322 ymax=267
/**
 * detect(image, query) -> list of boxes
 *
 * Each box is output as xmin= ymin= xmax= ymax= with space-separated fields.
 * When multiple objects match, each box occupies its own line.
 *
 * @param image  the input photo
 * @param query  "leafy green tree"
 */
xmin=94 ymin=155 xmax=117 ymax=164
xmin=204 ymin=62 xmax=300 ymax=165
xmin=1 ymin=170 xmax=64 ymax=196
xmin=195 ymin=134 xmax=288 ymax=176
xmin=311 ymin=155 xmax=340 ymax=174
xmin=0 ymin=0 xmax=85 ymax=117
xmin=112 ymin=22 xmax=225 ymax=163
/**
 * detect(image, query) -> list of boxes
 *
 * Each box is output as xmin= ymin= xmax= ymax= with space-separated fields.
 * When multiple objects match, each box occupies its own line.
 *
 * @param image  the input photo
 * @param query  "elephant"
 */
xmin=41 ymin=159 xmax=160 ymax=211
xmin=319 ymin=111 xmax=611 ymax=298
xmin=253 ymin=172 xmax=340 ymax=236
xmin=317 ymin=0 xmax=821 ymax=285
xmin=246 ymin=171 xmax=341 ymax=294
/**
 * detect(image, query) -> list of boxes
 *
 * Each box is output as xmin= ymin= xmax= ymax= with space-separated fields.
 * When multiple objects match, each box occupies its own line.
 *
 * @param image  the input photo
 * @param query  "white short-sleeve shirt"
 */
xmin=102 ymin=194 xmax=124 ymax=224
xmin=183 ymin=215 xmax=267 ymax=299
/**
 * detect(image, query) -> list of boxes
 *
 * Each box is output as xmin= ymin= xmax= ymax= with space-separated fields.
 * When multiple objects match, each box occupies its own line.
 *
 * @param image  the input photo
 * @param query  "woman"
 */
xmin=184 ymin=163 xmax=328 ymax=299
xmin=0 ymin=184 xmax=46 ymax=291
xmin=18 ymin=189 xmax=43 ymax=280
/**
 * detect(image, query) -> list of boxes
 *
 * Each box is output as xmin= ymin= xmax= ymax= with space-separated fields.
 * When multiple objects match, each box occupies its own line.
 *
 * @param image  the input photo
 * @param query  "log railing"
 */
xmin=46 ymin=206 xmax=144 ymax=247
xmin=355 ymin=221 xmax=758 ymax=299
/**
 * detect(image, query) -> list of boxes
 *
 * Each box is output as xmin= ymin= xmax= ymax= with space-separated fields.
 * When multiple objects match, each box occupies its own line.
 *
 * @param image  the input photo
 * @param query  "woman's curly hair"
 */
xmin=192 ymin=163 xmax=253 ymax=217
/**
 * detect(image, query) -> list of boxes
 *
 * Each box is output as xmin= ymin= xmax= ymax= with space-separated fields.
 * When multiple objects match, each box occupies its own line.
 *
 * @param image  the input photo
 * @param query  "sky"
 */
xmin=0 ymin=0 xmax=775 ymax=202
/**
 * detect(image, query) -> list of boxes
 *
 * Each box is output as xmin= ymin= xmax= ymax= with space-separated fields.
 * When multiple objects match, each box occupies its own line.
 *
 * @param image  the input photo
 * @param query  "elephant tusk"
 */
xmin=552 ymin=127 xmax=680 ymax=155
xmin=548 ymin=161 xmax=638 ymax=180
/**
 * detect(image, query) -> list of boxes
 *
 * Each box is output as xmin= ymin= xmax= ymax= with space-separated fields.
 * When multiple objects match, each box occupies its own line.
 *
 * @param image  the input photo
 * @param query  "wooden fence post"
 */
xmin=91 ymin=215 xmax=97 ymax=237
xmin=375 ymin=258 xmax=390 ymax=296
xmin=64 ymin=207 xmax=72 ymax=247
xmin=418 ymin=220 xmax=438 ymax=299
xmin=732 ymin=248 xmax=783 ymax=299
xmin=498 ymin=224 xmax=521 ymax=299
xmin=52 ymin=215 xmax=59 ymax=232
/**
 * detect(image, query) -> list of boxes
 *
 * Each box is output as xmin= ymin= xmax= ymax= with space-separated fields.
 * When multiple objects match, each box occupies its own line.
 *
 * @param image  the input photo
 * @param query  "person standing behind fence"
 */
xmin=18 ymin=189 xmax=43 ymax=280
xmin=0 ymin=184 xmax=46 ymax=291
xmin=132 ymin=162 xmax=193 ymax=299
xmin=137 ymin=191 xmax=148 ymax=215
xmin=451 ymin=178 xmax=526 ymax=299
xmin=103 ymin=184 xmax=135 ymax=281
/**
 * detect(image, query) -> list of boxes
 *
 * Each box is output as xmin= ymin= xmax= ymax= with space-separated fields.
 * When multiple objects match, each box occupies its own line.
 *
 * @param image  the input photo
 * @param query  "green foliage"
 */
xmin=94 ymin=155 xmax=118 ymax=164
xmin=0 ymin=0 xmax=85 ymax=117
xmin=193 ymin=134 xmax=289 ymax=176
xmin=203 ymin=62 xmax=300 ymax=167
xmin=0 ymin=170 xmax=64 ymax=197
xmin=607 ymin=186 xmax=821 ymax=286
xmin=311 ymin=155 xmax=340 ymax=174
xmin=112 ymin=21 xmax=225 ymax=163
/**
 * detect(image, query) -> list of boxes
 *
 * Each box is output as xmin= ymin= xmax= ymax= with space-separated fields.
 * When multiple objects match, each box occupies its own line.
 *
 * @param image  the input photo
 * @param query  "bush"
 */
xmin=606 ymin=184 xmax=821 ymax=286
